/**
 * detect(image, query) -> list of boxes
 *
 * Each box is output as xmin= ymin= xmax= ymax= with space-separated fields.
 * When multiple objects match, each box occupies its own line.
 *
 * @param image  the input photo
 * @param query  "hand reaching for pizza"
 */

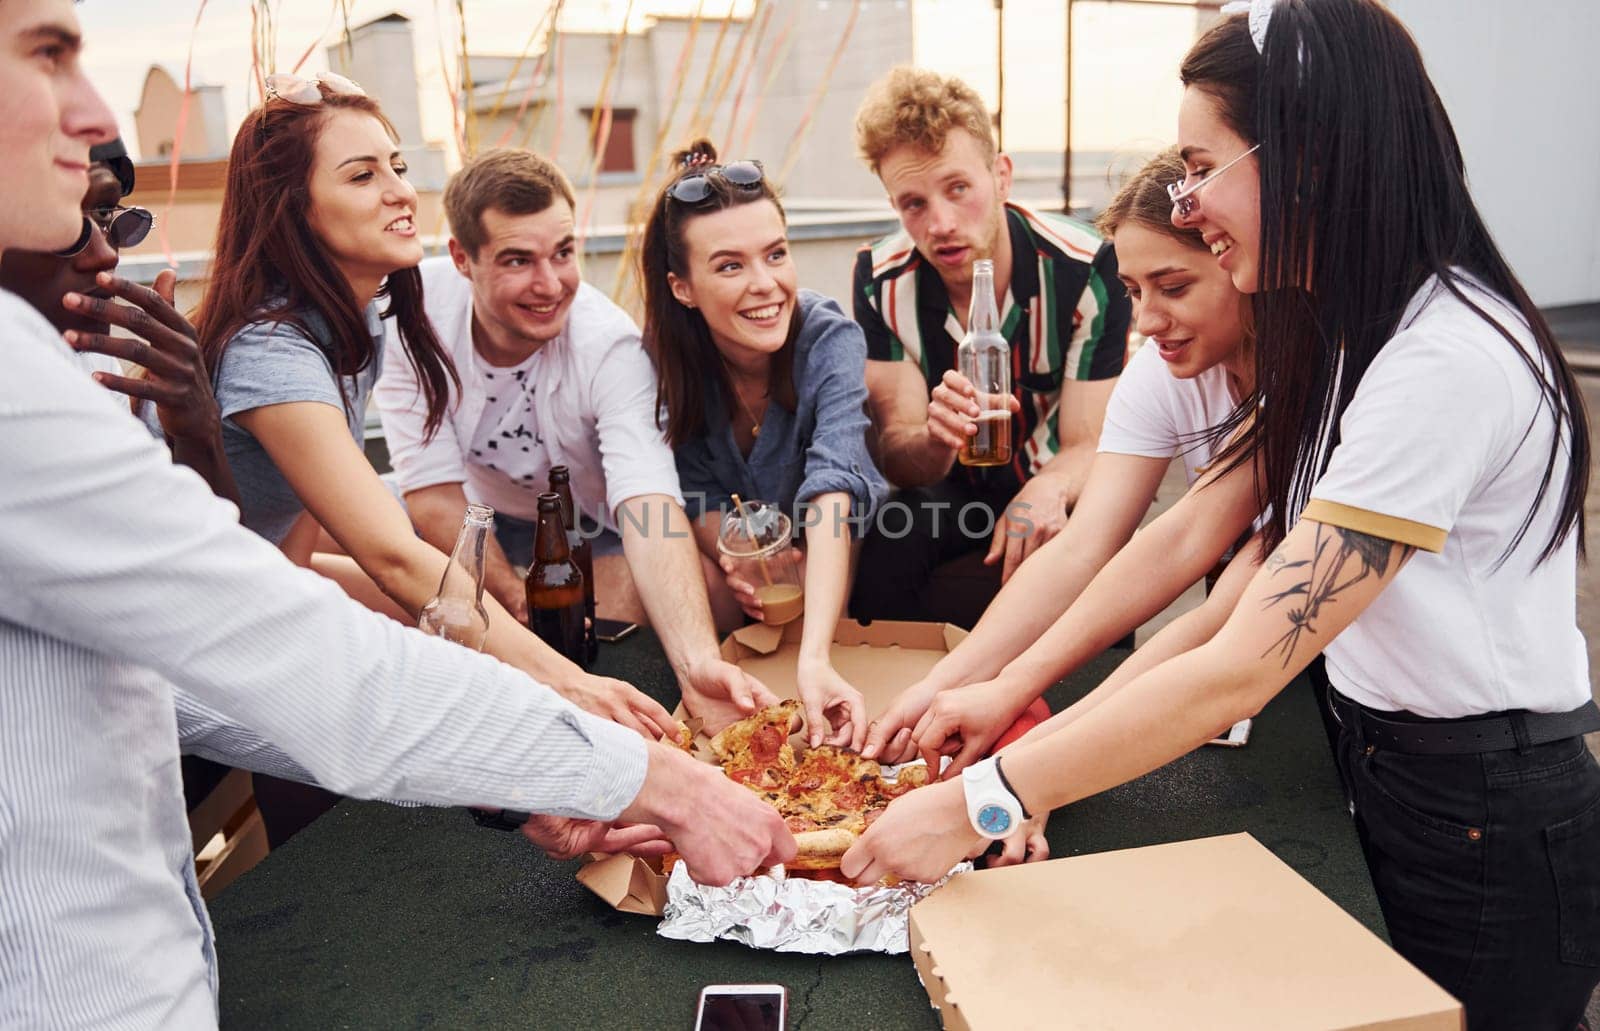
xmin=554 ymin=671 xmax=681 ymax=742
xmin=520 ymin=815 xmax=672 ymax=862
xmin=839 ymin=777 xmax=985 ymax=886
xmin=795 ymin=657 xmax=868 ymax=750
xmin=860 ymin=675 xmax=947 ymax=762
xmin=620 ymin=742 xmax=796 ymax=886
xmin=913 ymin=676 xmax=1036 ymax=778
xmin=679 ymin=654 xmax=781 ymax=736
xmin=983 ymin=812 xmax=1050 ymax=869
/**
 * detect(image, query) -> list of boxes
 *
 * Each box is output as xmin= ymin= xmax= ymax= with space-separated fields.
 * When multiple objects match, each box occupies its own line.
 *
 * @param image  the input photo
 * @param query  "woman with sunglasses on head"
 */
xmin=639 ymin=140 xmax=888 ymax=750
xmin=195 ymin=74 xmax=676 ymax=840
xmin=846 ymin=4 xmax=1599 ymax=1024
xmin=860 ymin=147 xmax=1273 ymax=786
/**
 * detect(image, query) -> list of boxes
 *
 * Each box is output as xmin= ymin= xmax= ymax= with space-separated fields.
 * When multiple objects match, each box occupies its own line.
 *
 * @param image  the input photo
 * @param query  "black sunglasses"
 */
xmin=54 ymin=205 xmax=155 ymax=257
xmin=666 ymin=160 xmax=765 ymax=205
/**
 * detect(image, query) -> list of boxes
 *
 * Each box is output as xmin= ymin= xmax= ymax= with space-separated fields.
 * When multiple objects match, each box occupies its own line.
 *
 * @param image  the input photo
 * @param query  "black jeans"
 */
xmin=1329 ymin=691 xmax=1600 ymax=1030
xmin=849 ymin=476 xmax=1020 ymax=624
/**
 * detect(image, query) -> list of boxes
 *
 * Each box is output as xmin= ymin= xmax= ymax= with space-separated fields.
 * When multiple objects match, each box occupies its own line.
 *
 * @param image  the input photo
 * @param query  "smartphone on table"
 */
xmin=593 ymin=617 xmax=639 ymax=643
xmin=693 ymin=984 xmax=787 ymax=1031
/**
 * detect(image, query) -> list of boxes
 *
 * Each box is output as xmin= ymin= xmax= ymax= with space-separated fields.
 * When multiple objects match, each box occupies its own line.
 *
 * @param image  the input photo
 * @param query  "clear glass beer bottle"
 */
xmin=418 ymin=503 xmax=493 ymax=650
xmin=525 ymin=492 xmax=587 ymax=666
xmin=957 ymin=258 xmax=1013 ymax=467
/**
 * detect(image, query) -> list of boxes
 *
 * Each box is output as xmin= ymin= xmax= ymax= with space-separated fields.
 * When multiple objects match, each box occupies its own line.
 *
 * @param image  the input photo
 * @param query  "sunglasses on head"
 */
xmin=264 ymin=71 xmax=366 ymax=106
xmin=54 ymin=205 xmax=155 ymax=257
xmin=666 ymin=160 xmax=765 ymax=205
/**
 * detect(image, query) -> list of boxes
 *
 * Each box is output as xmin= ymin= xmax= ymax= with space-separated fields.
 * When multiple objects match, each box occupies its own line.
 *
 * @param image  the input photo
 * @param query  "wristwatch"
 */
xmin=961 ymin=756 xmax=1029 ymax=840
xmin=470 ymin=808 xmax=531 ymax=832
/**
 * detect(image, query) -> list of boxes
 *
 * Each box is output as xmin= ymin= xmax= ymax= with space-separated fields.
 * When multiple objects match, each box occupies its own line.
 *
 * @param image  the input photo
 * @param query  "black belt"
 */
xmin=1329 ymin=690 xmax=1600 ymax=756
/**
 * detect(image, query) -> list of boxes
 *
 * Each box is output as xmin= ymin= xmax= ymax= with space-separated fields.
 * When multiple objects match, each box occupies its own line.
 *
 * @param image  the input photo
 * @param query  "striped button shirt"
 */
xmin=0 ymin=291 xmax=648 ymax=1029
xmin=853 ymin=202 xmax=1131 ymax=492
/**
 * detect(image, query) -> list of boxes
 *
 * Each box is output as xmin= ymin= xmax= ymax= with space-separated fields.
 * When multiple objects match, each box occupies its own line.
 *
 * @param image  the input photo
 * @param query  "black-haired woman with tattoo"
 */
xmin=843 ymin=4 xmax=1599 ymax=1026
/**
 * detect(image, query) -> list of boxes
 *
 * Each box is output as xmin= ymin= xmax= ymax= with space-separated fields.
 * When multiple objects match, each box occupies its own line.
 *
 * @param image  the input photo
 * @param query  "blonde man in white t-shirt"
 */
xmin=377 ymin=149 xmax=772 ymax=732
xmin=863 ymin=149 xmax=1264 ymax=791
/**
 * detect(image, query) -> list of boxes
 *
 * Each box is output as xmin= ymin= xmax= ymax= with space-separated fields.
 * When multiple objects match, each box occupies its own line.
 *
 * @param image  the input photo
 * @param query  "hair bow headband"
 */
xmin=1221 ymin=0 xmax=1276 ymax=54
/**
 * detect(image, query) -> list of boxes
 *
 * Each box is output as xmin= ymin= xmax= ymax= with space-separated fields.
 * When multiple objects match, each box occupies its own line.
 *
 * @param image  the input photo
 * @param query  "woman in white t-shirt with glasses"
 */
xmin=846 ymin=3 xmax=1600 ymax=1026
xmin=863 ymin=147 xmax=1268 ymax=781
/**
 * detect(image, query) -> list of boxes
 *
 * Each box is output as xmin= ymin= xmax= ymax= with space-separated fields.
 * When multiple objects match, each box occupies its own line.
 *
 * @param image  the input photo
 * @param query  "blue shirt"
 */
xmin=676 ymin=291 xmax=887 ymax=531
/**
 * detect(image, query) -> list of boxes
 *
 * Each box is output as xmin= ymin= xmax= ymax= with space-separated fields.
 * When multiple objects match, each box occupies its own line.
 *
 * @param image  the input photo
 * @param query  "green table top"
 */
xmin=209 ymin=633 xmax=1381 ymax=1029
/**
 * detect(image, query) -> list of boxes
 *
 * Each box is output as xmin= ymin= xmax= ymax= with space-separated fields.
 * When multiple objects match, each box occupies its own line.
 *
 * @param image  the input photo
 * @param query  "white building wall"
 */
xmin=327 ymin=15 xmax=449 ymax=192
xmin=465 ymin=4 xmax=912 ymax=230
xmin=1388 ymin=0 xmax=1600 ymax=306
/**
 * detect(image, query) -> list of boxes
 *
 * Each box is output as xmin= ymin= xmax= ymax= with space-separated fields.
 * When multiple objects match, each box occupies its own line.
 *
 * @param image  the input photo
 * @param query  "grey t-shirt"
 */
xmin=212 ymin=301 xmax=384 ymax=544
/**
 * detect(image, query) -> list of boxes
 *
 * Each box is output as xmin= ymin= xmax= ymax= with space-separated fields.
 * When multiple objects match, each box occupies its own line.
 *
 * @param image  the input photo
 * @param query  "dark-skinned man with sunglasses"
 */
xmin=0 ymin=139 xmax=239 ymax=506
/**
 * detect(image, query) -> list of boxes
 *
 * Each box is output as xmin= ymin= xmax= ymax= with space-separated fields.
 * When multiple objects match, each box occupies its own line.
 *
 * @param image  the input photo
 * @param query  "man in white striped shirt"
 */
xmin=0 ymin=4 xmax=794 ymax=1027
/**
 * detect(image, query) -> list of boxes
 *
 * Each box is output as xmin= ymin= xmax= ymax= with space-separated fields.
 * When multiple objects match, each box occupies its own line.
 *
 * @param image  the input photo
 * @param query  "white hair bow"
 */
xmin=1221 ymin=0 xmax=1276 ymax=54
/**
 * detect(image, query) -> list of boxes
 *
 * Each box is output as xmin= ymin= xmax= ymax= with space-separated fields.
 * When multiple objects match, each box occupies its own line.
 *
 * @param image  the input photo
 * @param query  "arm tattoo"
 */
xmin=1259 ymin=526 xmax=1412 ymax=668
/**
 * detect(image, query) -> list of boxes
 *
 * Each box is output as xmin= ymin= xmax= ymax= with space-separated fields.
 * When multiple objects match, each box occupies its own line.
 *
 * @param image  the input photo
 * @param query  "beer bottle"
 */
xmin=418 ymin=503 xmax=492 ymax=650
xmin=548 ymin=465 xmax=597 ymax=663
xmin=957 ymin=258 xmax=1013 ymax=467
xmin=525 ymin=492 xmax=587 ymax=666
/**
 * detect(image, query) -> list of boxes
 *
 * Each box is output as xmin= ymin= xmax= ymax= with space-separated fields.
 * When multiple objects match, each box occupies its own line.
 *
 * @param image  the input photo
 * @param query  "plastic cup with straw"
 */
xmin=718 ymin=495 xmax=804 ymax=626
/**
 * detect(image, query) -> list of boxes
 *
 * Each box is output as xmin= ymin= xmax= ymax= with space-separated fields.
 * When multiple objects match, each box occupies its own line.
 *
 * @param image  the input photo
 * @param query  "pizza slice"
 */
xmin=775 ymin=746 xmax=930 ymax=873
xmin=708 ymin=699 xmax=802 ymax=791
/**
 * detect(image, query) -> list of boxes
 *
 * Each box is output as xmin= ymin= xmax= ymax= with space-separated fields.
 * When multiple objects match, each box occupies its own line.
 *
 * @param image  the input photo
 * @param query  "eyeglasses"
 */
xmin=264 ymin=71 xmax=366 ymax=106
xmin=54 ymin=205 xmax=155 ymax=257
xmin=666 ymin=160 xmax=765 ymax=206
xmin=1167 ymin=144 xmax=1260 ymax=219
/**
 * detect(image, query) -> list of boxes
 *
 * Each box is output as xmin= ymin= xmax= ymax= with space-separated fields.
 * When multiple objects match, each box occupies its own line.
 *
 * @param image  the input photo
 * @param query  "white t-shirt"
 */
xmin=466 ymin=346 xmax=549 ymax=494
xmin=1302 ymin=275 xmax=1589 ymax=718
xmin=375 ymin=257 xmax=683 ymax=530
xmin=1097 ymin=338 xmax=1241 ymax=485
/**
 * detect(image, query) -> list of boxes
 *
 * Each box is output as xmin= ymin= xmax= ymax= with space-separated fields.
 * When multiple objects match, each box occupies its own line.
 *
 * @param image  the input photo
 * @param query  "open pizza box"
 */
xmin=908 ymin=833 xmax=1462 ymax=1030
xmin=576 ymin=618 xmax=968 ymax=916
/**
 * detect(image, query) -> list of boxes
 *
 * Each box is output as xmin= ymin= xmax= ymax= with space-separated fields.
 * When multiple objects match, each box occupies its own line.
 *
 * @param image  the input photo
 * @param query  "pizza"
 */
xmin=708 ymin=698 xmax=802 ymax=789
xmin=689 ymin=702 xmax=931 ymax=880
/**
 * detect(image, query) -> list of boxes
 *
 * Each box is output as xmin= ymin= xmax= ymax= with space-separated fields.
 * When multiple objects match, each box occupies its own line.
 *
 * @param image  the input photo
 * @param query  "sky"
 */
xmin=76 ymin=0 xmax=1206 ymax=163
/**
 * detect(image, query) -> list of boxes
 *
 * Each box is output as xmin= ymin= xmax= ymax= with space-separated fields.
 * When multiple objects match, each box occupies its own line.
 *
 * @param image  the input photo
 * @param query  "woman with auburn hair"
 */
xmin=196 ymin=74 xmax=675 ymax=840
xmin=639 ymin=140 xmax=887 ymax=750
xmin=848 ymin=4 xmax=1599 ymax=1026
xmin=861 ymin=147 xmax=1267 ymax=802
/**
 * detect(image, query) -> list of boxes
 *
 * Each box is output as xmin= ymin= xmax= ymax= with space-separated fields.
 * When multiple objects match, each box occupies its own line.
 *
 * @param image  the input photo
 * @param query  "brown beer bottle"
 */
xmin=548 ymin=465 xmax=598 ymax=663
xmin=525 ymin=492 xmax=587 ymax=666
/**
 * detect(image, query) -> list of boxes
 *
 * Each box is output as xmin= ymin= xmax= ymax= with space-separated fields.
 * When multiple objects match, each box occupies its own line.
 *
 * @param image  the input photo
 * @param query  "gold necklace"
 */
xmin=731 ymin=383 xmax=764 ymax=438
xmin=723 ymin=363 xmax=767 ymax=438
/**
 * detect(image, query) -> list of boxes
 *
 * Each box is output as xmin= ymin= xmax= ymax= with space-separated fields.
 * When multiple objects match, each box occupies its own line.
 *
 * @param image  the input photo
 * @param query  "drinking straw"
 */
xmin=730 ymin=493 xmax=774 ymax=588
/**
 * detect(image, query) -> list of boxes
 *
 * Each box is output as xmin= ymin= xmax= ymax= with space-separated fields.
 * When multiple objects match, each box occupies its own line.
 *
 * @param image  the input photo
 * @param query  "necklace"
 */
xmin=730 ymin=381 xmax=765 ymax=438
xmin=721 ymin=358 xmax=768 ymax=438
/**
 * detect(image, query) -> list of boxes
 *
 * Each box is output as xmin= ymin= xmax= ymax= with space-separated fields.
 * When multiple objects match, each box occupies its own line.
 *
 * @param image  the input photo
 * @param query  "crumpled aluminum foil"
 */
xmin=657 ymin=862 xmax=971 ymax=955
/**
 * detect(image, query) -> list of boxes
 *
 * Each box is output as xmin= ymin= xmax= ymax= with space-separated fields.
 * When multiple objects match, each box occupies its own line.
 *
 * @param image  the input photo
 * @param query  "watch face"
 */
xmin=977 ymin=803 xmax=1014 ymax=837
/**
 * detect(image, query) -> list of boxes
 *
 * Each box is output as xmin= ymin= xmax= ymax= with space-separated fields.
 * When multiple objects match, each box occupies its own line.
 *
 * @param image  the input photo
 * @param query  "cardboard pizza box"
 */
xmin=908 ymin=833 xmax=1462 ymax=1031
xmin=577 ymin=619 xmax=967 ymax=915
